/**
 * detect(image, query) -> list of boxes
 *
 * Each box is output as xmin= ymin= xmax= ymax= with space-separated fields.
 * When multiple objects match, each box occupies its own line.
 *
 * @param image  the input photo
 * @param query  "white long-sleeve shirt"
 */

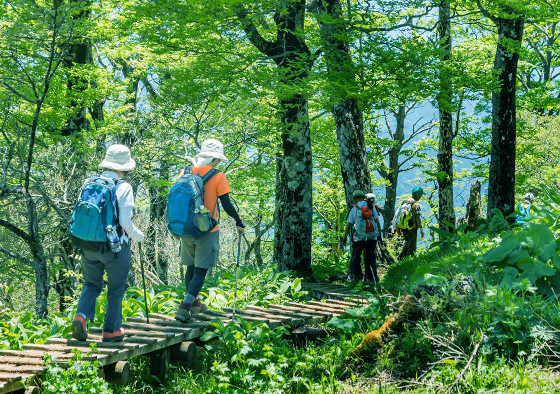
xmin=99 ymin=171 xmax=144 ymax=242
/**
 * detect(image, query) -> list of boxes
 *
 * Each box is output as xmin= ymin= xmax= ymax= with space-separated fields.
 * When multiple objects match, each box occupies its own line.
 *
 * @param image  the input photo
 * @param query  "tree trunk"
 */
xmin=313 ymin=0 xmax=372 ymax=211
xmin=275 ymin=94 xmax=313 ymax=276
xmin=28 ymin=198 xmax=49 ymax=318
xmin=60 ymin=0 xmax=93 ymax=136
xmin=466 ymin=180 xmax=482 ymax=232
xmin=148 ymin=161 xmax=170 ymax=284
xmin=239 ymin=1 xmax=314 ymax=277
xmin=383 ymin=106 xmax=406 ymax=233
xmin=484 ymin=7 xmax=524 ymax=218
xmin=436 ymin=0 xmax=456 ymax=233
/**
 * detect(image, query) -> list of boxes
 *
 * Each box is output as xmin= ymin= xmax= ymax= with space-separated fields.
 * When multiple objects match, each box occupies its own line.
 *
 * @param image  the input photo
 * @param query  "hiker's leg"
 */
xmin=401 ymin=230 xmax=417 ymax=258
xmin=363 ymin=239 xmax=378 ymax=281
xmin=185 ymin=267 xmax=208 ymax=302
xmin=183 ymin=231 xmax=219 ymax=303
xmin=76 ymin=251 xmax=104 ymax=322
xmin=184 ymin=264 xmax=195 ymax=290
xmin=408 ymin=229 xmax=418 ymax=256
xmin=102 ymin=241 xmax=131 ymax=332
xmin=180 ymin=237 xmax=196 ymax=300
xmin=350 ymin=241 xmax=365 ymax=281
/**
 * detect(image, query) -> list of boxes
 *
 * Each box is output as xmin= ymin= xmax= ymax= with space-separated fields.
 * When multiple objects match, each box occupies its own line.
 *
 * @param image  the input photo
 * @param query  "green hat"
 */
xmin=412 ymin=187 xmax=424 ymax=196
xmin=352 ymin=190 xmax=365 ymax=198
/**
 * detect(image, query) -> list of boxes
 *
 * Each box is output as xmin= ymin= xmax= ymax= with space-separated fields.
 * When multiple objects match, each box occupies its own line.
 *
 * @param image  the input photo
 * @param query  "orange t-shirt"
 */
xmin=191 ymin=166 xmax=231 ymax=232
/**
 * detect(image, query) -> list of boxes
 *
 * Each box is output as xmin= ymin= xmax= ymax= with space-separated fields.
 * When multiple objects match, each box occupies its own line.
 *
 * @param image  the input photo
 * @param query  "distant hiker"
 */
xmin=393 ymin=187 xmax=424 ymax=260
xmin=173 ymin=139 xmax=245 ymax=322
xmin=342 ymin=191 xmax=382 ymax=283
xmin=71 ymin=144 xmax=144 ymax=343
xmin=516 ymin=192 xmax=534 ymax=226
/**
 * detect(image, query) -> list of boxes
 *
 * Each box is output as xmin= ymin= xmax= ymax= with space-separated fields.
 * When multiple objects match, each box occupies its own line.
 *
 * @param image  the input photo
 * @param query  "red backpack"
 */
xmin=354 ymin=204 xmax=378 ymax=240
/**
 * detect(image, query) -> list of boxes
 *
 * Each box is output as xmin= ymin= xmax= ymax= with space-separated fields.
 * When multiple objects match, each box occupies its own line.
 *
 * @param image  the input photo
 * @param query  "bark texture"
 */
xmin=312 ymin=0 xmax=372 ymax=211
xmin=465 ymin=180 xmax=482 ymax=232
xmin=436 ymin=0 xmax=456 ymax=233
xmin=478 ymin=3 xmax=524 ymax=218
xmin=148 ymin=160 xmax=170 ymax=284
xmin=239 ymin=1 xmax=314 ymax=277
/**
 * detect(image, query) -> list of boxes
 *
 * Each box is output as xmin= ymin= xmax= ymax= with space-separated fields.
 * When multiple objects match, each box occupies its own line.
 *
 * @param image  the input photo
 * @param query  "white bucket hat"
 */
xmin=366 ymin=193 xmax=376 ymax=201
xmin=99 ymin=144 xmax=136 ymax=171
xmin=189 ymin=139 xmax=228 ymax=167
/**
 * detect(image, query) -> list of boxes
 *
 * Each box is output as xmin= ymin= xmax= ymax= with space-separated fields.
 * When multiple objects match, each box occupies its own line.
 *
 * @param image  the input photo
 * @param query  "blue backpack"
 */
xmin=69 ymin=176 xmax=121 ymax=251
xmin=167 ymin=166 xmax=220 ymax=238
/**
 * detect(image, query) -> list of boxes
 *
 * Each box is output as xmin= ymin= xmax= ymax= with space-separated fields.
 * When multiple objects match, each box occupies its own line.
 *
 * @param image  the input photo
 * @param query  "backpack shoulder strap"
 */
xmin=202 ymin=168 xmax=221 ymax=185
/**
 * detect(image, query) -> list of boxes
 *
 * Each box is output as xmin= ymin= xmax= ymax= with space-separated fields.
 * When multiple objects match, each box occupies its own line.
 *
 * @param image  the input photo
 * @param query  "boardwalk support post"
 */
xmin=150 ymin=348 xmax=170 ymax=382
xmin=170 ymin=341 xmax=197 ymax=363
xmin=104 ymin=361 xmax=131 ymax=385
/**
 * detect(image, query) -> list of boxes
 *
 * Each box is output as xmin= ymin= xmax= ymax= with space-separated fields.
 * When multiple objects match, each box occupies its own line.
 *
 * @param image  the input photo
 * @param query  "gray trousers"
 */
xmin=76 ymin=240 xmax=130 ymax=332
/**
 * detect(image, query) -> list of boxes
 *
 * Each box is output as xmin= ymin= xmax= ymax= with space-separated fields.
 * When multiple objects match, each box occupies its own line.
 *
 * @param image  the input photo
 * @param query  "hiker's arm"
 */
xmin=118 ymin=184 xmax=144 ymax=242
xmin=219 ymin=193 xmax=245 ymax=233
xmin=414 ymin=203 xmax=424 ymax=238
xmin=343 ymin=222 xmax=353 ymax=238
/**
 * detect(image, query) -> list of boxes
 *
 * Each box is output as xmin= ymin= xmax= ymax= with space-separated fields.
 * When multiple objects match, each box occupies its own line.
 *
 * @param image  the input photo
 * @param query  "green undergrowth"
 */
xmin=5 ymin=192 xmax=560 ymax=392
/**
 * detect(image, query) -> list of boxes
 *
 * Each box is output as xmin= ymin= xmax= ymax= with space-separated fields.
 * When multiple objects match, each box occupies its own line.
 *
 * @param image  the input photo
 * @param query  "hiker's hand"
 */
xmin=236 ymin=226 xmax=245 ymax=234
xmin=340 ymin=236 xmax=347 ymax=247
xmin=420 ymin=229 xmax=424 ymax=238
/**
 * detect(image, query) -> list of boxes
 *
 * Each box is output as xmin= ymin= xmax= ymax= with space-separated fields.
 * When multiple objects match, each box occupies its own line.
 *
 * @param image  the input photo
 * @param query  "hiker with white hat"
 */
xmin=174 ymin=139 xmax=245 ymax=322
xmin=71 ymin=144 xmax=144 ymax=343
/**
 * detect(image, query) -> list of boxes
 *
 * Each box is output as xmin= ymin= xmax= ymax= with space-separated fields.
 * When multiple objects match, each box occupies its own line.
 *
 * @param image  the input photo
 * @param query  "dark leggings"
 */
xmin=184 ymin=265 xmax=208 ymax=298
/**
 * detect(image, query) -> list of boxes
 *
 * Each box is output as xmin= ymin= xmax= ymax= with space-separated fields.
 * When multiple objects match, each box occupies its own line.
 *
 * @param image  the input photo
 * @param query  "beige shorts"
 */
xmin=180 ymin=231 xmax=220 ymax=269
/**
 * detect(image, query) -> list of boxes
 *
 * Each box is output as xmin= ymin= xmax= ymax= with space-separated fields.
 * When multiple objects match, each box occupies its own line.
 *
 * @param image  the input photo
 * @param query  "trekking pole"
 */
xmin=138 ymin=243 xmax=150 ymax=324
xmin=232 ymin=234 xmax=242 ymax=320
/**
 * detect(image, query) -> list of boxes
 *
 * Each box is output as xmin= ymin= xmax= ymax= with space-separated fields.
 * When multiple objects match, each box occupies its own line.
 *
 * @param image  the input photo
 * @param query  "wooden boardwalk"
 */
xmin=0 ymin=283 xmax=370 ymax=394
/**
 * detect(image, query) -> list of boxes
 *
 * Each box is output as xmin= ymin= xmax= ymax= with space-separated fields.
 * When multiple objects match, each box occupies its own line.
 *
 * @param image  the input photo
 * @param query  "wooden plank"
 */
xmin=48 ymin=337 xmax=141 ymax=351
xmin=275 ymin=303 xmax=334 ymax=318
xmin=245 ymin=305 xmax=323 ymax=326
xmin=266 ymin=304 xmax=332 ymax=323
xmin=23 ymin=343 xmax=120 ymax=355
xmin=322 ymin=298 xmax=365 ymax=307
xmin=148 ymin=313 xmax=176 ymax=321
xmin=307 ymin=301 xmax=348 ymax=312
xmin=288 ymin=302 xmax=343 ymax=315
xmin=0 ymin=374 xmax=22 ymax=383
xmin=0 ymin=350 xmax=75 ymax=359
xmin=124 ymin=319 xmax=206 ymax=332
xmin=89 ymin=326 xmax=175 ymax=339
xmin=202 ymin=310 xmax=286 ymax=329
xmin=123 ymin=321 xmax=205 ymax=341
xmin=0 ymin=356 xmax=77 ymax=366
xmin=223 ymin=307 xmax=302 ymax=327
xmin=0 ymin=365 xmax=46 ymax=375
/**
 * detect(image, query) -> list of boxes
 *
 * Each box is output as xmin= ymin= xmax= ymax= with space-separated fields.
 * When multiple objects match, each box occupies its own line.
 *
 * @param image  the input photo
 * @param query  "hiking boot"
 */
xmin=102 ymin=327 xmax=125 ymax=342
xmin=71 ymin=315 xmax=88 ymax=341
xmin=174 ymin=302 xmax=193 ymax=322
xmin=191 ymin=297 xmax=207 ymax=315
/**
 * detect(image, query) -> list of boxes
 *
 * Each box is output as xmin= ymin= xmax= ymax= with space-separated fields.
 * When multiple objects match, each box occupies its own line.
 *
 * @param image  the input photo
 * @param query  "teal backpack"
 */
xmin=516 ymin=203 xmax=531 ymax=226
xmin=69 ymin=176 xmax=122 ymax=252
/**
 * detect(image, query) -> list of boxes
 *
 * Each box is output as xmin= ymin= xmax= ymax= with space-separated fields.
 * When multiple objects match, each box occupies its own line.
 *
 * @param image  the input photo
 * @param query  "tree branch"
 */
xmin=0 ymin=246 xmax=34 ymax=267
xmin=0 ymin=219 xmax=31 ymax=243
